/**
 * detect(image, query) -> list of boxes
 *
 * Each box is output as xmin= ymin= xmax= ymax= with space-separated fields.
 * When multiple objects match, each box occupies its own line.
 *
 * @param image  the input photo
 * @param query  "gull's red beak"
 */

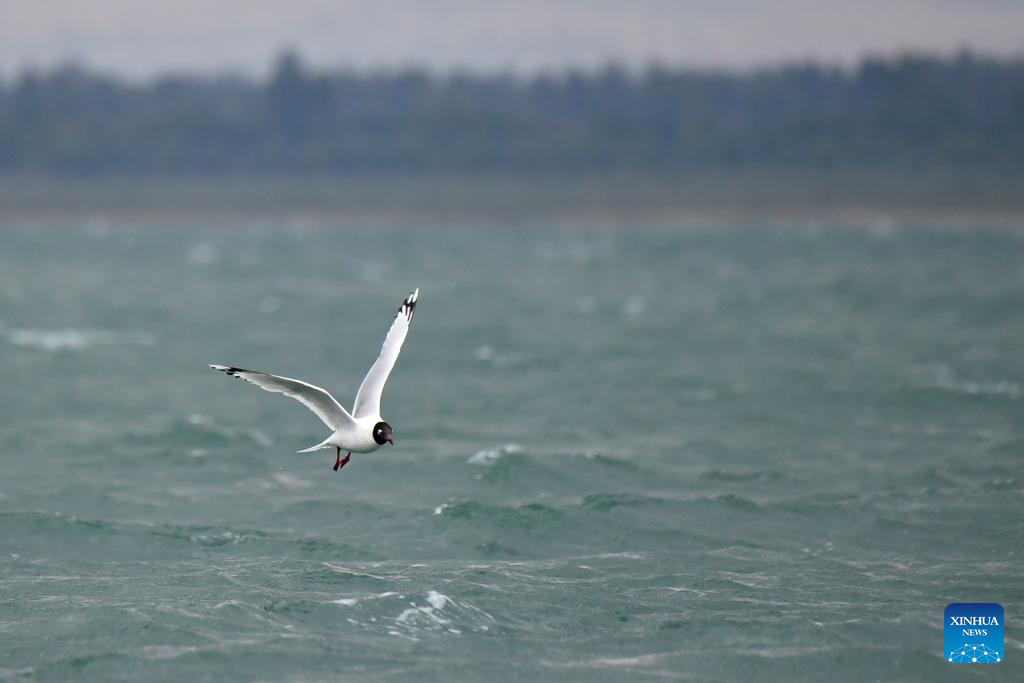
xmin=387 ymin=437 xmax=394 ymax=445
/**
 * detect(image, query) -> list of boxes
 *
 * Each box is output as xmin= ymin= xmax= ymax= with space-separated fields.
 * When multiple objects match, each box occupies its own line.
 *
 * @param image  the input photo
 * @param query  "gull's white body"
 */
xmin=320 ymin=415 xmax=388 ymax=454
xmin=210 ymin=288 xmax=419 ymax=457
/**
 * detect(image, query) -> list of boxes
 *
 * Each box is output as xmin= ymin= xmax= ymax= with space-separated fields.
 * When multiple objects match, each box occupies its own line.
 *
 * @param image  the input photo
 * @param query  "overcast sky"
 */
xmin=1 ymin=0 xmax=1022 ymax=79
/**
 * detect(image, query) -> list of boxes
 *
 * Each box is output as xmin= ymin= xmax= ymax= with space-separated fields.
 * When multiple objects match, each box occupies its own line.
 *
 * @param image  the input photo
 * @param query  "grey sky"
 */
xmin=1 ymin=0 xmax=1022 ymax=78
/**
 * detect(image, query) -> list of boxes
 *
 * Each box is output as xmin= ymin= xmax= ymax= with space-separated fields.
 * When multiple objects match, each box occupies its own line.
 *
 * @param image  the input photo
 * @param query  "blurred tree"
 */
xmin=0 ymin=52 xmax=1020 ymax=177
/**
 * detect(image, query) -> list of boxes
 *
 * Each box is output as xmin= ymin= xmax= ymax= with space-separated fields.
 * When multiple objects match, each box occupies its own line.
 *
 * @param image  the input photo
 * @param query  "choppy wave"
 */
xmin=4 ymin=223 xmax=1024 ymax=681
xmin=0 ymin=511 xmax=374 ymax=559
xmin=124 ymin=413 xmax=273 ymax=450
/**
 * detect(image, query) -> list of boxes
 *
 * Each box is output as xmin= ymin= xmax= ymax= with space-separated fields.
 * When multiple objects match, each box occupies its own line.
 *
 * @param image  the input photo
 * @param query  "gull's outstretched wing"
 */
xmin=209 ymin=365 xmax=355 ymax=431
xmin=352 ymin=288 xmax=419 ymax=419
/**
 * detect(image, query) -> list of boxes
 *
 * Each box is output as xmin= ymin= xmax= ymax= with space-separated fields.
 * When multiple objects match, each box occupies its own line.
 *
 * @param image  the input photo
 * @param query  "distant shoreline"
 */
xmin=2 ymin=171 xmax=1023 ymax=226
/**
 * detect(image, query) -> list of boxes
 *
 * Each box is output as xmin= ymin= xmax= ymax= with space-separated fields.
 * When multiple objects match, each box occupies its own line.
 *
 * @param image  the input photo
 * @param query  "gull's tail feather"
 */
xmin=297 ymin=438 xmax=333 ymax=454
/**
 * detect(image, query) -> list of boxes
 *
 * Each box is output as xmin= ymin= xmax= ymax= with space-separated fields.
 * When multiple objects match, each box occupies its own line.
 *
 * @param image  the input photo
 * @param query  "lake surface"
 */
xmin=1 ymin=215 xmax=1022 ymax=681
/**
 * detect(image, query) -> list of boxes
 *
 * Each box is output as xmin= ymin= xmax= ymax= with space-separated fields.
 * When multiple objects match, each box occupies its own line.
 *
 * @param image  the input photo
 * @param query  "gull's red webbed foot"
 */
xmin=333 ymin=448 xmax=351 ymax=472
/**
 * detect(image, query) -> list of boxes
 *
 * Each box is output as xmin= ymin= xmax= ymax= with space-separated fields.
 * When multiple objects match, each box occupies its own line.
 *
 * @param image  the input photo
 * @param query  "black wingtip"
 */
xmin=398 ymin=287 xmax=419 ymax=321
xmin=210 ymin=364 xmax=245 ymax=377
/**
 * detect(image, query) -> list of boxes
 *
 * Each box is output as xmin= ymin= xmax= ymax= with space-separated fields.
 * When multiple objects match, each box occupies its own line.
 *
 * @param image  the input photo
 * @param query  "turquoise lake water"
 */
xmin=1 ymin=217 xmax=1022 ymax=681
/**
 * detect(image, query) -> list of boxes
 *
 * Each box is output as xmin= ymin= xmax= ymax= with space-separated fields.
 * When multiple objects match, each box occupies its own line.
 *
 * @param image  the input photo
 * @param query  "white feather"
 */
xmin=352 ymin=288 xmax=419 ymax=419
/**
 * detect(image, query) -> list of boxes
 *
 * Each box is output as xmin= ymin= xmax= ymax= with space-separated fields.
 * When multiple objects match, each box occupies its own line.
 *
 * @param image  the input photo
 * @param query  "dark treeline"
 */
xmin=1 ymin=51 xmax=1022 ymax=177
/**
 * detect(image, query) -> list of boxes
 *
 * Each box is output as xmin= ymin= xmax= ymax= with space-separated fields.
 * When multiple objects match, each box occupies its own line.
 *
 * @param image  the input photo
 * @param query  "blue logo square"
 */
xmin=945 ymin=603 xmax=1003 ymax=663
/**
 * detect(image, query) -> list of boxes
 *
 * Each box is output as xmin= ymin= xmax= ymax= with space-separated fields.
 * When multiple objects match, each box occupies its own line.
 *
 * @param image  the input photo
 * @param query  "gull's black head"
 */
xmin=373 ymin=421 xmax=394 ymax=446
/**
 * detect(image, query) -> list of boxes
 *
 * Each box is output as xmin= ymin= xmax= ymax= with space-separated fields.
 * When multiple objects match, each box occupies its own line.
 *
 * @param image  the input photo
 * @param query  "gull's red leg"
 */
xmin=333 ymin=448 xmax=352 ymax=472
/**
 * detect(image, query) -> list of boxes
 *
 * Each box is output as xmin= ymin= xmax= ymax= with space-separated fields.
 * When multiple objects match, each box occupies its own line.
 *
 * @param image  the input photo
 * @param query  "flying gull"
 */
xmin=210 ymin=288 xmax=419 ymax=471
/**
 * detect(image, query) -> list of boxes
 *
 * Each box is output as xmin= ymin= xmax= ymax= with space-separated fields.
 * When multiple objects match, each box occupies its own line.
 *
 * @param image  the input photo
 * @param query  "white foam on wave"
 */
xmin=391 ymin=590 xmax=494 ymax=639
xmin=328 ymin=586 xmax=494 ymax=639
xmin=141 ymin=645 xmax=202 ymax=661
xmin=425 ymin=591 xmax=447 ymax=609
xmin=320 ymin=562 xmax=390 ymax=580
xmin=332 ymin=591 xmax=398 ymax=607
xmin=6 ymin=327 xmax=155 ymax=352
xmin=0 ymin=668 xmax=35 ymax=678
xmin=473 ymin=345 xmax=525 ymax=366
xmin=467 ymin=443 xmax=523 ymax=465
xmin=944 ymin=379 xmax=1021 ymax=398
xmin=736 ymin=645 xmax=839 ymax=658
xmin=395 ymin=591 xmax=452 ymax=628
xmin=591 ymin=653 xmax=668 ymax=667
xmin=543 ymin=652 xmax=670 ymax=670
xmin=212 ymin=600 xmax=247 ymax=609
xmin=916 ymin=364 xmax=1022 ymax=399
